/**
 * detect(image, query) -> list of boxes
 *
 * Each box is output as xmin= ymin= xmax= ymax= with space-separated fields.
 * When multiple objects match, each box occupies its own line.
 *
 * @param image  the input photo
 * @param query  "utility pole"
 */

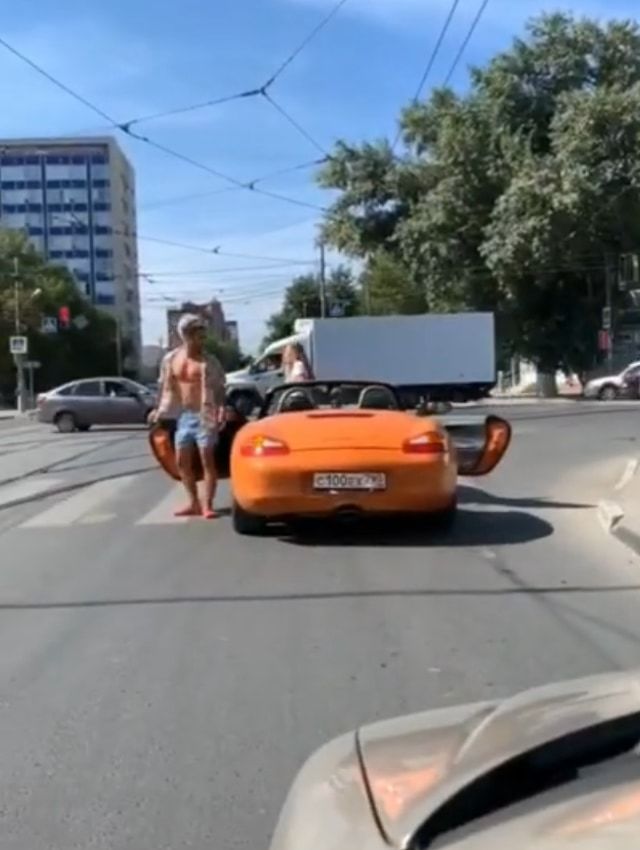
xmin=604 ymin=254 xmax=615 ymax=371
xmin=12 ymin=258 xmax=27 ymax=414
xmin=115 ymin=316 xmax=123 ymax=376
xmin=319 ymin=240 xmax=327 ymax=318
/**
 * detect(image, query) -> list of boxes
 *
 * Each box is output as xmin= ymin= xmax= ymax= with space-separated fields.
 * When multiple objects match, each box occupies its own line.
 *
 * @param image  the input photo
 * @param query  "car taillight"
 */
xmin=403 ymin=433 xmax=446 ymax=454
xmin=240 ymin=436 xmax=290 ymax=457
xmin=36 ymin=394 xmax=46 ymax=408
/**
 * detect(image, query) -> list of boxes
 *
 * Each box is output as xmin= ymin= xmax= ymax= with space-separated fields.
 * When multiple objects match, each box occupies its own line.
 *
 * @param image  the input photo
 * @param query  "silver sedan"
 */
xmin=37 ymin=377 xmax=157 ymax=433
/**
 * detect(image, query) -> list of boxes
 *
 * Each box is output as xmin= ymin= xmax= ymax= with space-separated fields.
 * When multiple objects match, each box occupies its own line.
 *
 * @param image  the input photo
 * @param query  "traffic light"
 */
xmin=58 ymin=306 xmax=71 ymax=329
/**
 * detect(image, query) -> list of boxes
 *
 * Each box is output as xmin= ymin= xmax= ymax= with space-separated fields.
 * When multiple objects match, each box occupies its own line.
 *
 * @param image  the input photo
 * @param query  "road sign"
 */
xmin=329 ymin=302 xmax=345 ymax=318
xmin=9 ymin=336 xmax=28 ymax=355
xmin=24 ymin=360 xmax=41 ymax=369
xmin=73 ymin=314 xmax=89 ymax=331
xmin=602 ymin=306 xmax=612 ymax=330
xmin=41 ymin=316 xmax=58 ymax=333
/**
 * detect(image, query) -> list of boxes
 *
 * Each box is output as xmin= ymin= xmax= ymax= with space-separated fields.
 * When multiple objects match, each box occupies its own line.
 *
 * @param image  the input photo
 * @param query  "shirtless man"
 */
xmin=155 ymin=314 xmax=226 ymax=519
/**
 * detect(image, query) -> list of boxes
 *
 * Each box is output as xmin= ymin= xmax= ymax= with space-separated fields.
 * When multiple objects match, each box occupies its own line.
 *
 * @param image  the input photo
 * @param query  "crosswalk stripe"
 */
xmin=20 ymin=474 xmax=139 ymax=528
xmin=0 ymin=476 xmax=65 ymax=509
xmin=134 ymin=484 xmax=193 ymax=526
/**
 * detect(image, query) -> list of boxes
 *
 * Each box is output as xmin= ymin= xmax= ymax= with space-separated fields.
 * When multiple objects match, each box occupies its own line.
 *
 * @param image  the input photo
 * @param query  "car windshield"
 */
xmin=261 ymin=380 xmax=401 ymax=416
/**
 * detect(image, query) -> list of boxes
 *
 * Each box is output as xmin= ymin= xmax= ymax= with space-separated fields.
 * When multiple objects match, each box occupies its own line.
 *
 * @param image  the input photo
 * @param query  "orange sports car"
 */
xmin=149 ymin=381 xmax=511 ymax=536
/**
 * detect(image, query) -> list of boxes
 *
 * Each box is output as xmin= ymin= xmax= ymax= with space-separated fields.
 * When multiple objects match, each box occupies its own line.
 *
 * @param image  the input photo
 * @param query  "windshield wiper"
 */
xmin=415 ymin=711 xmax=640 ymax=848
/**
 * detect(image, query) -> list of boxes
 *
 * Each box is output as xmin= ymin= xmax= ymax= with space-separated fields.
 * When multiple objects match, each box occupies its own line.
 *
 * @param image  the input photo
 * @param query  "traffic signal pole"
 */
xmin=12 ymin=258 xmax=27 ymax=414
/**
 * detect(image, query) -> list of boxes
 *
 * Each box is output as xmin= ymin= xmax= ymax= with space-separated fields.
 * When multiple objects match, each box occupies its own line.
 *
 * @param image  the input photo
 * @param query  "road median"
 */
xmin=598 ymin=458 xmax=640 ymax=557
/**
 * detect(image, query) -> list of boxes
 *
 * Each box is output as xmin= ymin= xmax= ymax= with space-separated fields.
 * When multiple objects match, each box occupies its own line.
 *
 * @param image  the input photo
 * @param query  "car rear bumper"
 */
xmin=232 ymin=449 xmax=457 ymax=517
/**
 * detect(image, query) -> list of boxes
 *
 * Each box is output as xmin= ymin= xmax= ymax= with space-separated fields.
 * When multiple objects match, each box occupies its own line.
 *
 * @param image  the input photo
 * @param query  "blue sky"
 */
xmin=1 ymin=0 xmax=637 ymax=352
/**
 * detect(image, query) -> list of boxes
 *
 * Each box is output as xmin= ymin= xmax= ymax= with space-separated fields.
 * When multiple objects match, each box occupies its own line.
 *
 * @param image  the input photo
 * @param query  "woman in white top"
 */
xmin=282 ymin=342 xmax=314 ymax=383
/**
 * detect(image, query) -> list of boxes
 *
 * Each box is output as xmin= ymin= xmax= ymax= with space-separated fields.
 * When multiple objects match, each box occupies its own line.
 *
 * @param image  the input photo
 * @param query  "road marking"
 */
xmin=0 ymin=476 xmax=65 ymax=509
xmin=135 ymin=484 xmax=192 ymax=525
xmin=614 ymin=458 xmax=639 ymax=492
xmin=20 ymin=474 xmax=139 ymax=528
xmin=597 ymin=500 xmax=625 ymax=533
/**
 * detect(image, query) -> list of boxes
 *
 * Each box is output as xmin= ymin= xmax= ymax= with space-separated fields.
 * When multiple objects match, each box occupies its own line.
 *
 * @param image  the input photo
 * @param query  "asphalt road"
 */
xmin=0 ymin=401 xmax=639 ymax=849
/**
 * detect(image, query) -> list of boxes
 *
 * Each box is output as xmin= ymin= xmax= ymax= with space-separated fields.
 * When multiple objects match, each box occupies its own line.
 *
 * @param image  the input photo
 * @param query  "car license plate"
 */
xmin=313 ymin=472 xmax=386 ymax=491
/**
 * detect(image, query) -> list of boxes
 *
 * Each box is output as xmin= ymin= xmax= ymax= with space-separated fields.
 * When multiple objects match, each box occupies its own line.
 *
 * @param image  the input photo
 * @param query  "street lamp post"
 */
xmin=12 ymin=258 xmax=27 ymax=414
xmin=11 ymin=258 xmax=42 ymax=414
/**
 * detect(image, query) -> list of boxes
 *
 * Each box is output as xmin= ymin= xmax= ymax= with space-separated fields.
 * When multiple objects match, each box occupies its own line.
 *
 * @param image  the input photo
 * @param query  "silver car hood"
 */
xmin=358 ymin=670 xmax=640 ymax=848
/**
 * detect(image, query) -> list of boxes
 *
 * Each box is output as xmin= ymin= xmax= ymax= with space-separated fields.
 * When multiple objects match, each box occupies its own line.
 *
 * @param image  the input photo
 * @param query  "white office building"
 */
xmin=0 ymin=136 xmax=141 ymax=370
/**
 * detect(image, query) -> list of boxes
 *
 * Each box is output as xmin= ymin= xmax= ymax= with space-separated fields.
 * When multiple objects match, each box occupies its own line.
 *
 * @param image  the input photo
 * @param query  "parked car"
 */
xmin=37 ymin=377 xmax=158 ymax=433
xmin=583 ymin=361 xmax=640 ymax=400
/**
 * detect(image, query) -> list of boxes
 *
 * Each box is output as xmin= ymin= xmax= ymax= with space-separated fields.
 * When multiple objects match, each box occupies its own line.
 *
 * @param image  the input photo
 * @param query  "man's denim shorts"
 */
xmin=175 ymin=410 xmax=218 ymax=450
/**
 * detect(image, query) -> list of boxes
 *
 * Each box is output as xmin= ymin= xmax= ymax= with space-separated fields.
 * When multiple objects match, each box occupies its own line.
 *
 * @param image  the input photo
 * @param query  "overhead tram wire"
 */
xmin=140 ymin=158 xmax=326 ymax=211
xmin=113 ymin=0 xmax=347 ymax=158
xmin=52 ymin=213 xmax=317 ymax=264
xmin=121 ymin=88 xmax=263 ymax=131
xmin=114 ymin=0 xmax=351 ymax=131
xmin=0 ymin=37 xmax=328 ymax=214
xmin=392 ymin=0 xmax=462 ymax=151
xmin=443 ymin=0 xmax=491 ymax=86
xmin=138 ymin=263 xmax=317 ymax=277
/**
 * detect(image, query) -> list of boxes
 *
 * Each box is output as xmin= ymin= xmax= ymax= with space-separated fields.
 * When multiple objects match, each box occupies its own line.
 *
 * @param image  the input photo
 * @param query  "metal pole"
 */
xmin=605 ymin=256 xmax=614 ymax=370
xmin=319 ymin=240 xmax=327 ymax=318
xmin=115 ymin=316 xmax=123 ymax=376
xmin=12 ymin=258 xmax=26 ymax=414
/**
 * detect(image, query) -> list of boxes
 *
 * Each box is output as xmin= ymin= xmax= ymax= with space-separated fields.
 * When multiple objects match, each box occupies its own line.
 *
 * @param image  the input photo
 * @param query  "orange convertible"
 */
xmin=149 ymin=380 xmax=512 ymax=536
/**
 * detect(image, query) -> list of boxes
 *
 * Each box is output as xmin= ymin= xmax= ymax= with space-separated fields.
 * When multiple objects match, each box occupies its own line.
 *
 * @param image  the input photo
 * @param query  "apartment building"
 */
xmin=166 ymin=299 xmax=229 ymax=348
xmin=0 ymin=136 xmax=142 ymax=369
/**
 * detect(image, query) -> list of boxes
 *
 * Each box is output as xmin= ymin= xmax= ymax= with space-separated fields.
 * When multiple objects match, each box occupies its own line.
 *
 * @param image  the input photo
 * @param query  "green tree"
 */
xmin=0 ymin=230 xmax=120 ymax=399
xmin=204 ymin=334 xmax=246 ymax=371
xmin=316 ymin=13 xmax=640 ymax=390
xmin=262 ymin=266 xmax=360 ymax=346
xmin=359 ymin=252 xmax=425 ymax=315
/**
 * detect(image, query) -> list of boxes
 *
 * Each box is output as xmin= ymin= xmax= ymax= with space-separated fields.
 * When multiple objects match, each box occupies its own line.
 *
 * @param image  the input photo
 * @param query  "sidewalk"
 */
xmin=0 ymin=409 xmax=37 ymax=421
xmin=598 ymin=459 xmax=640 ymax=558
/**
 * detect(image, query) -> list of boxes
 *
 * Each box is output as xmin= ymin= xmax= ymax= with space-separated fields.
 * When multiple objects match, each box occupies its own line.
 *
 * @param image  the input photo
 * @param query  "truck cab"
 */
xmin=225 ymin=333 xmax=305 ymax=415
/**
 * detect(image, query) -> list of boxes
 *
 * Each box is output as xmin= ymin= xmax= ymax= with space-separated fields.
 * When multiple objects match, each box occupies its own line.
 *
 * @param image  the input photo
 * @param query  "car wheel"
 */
xmin=429 ymin=497 xmax=458 ymax=532
xmin=232 ymin=500 xmax=267 ymax=536
xmin=77 ymin=424 xmax=91 ymax=432
xmin=55 ymin=411 xmax=77 ymax=433
xmin=599 ymin=385 xmax=618 ymax=401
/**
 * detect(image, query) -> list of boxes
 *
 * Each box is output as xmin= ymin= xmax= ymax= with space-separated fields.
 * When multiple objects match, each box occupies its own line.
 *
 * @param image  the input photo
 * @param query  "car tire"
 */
xmin=55 ymin=411 xmax=77 ymax=433
xmin=599 ymin=384 xmax=618 ymax=401
xmin=232 ymin=500 xmax=267 ymax=536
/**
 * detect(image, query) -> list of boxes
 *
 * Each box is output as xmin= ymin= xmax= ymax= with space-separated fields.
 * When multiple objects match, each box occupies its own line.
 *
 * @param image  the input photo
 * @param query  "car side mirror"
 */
xmin=447 ymin=416 xmax=512 ymax=476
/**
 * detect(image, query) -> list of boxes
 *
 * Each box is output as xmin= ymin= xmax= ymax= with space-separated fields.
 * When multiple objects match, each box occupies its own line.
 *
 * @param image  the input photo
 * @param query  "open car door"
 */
xmin=149 ymin=405 xmax=248 ymax=482
xmin=444 ymin=415 xmax=512 ymax=476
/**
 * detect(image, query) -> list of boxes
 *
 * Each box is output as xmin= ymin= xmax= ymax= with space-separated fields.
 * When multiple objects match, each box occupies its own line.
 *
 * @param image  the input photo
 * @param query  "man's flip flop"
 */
xmin=201 ymin=508 xmax=218 ymax=520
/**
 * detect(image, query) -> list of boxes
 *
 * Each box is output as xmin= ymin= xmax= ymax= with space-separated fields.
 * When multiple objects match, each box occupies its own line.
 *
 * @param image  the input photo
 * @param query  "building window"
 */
xmin=96 ymin=293 xmax=115 ymax=306
xmin=95 ymin=248 xmax=113 ymax=258
xmin=93 ymin=225 xmax=112 ymax=235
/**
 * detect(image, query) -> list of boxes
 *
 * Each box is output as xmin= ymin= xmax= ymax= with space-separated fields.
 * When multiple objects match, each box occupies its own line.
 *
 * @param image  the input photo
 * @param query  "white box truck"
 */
xmin=225 ymin=313 xmax=495 ymax=412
